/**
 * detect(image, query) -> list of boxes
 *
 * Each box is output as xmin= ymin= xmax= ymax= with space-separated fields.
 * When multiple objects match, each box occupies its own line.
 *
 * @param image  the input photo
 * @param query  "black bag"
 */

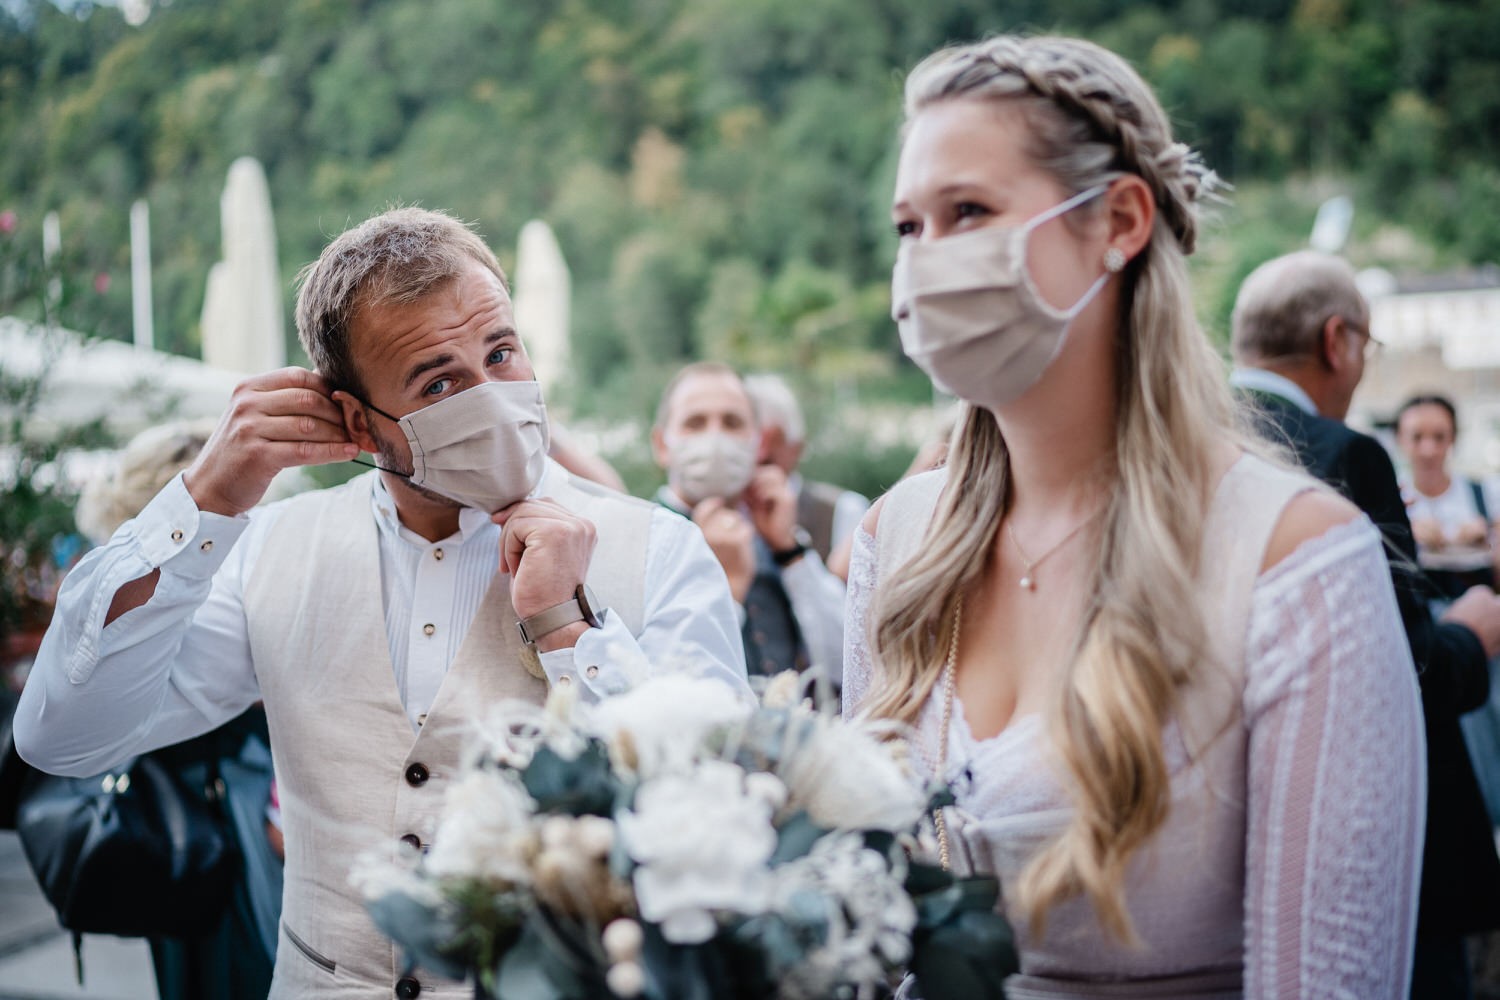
xmin=5 ymin=731 xmax=240 ymax=938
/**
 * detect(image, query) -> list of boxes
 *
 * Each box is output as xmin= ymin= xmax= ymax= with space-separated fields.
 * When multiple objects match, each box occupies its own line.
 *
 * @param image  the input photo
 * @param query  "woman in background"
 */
xmin=1396 ymin=393 xmax=1498 ymax=599
xmin=844 ymin=35 xmax=1423 ymax=997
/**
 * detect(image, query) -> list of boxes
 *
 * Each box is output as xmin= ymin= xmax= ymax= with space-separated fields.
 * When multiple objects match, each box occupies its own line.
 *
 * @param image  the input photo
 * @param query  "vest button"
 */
xmin=399 ymin=833 xmax=421 ymax=851
xmin=395 ymin=976 xmax=421 ymax=998
xmin=405 ymin=763 xmax=430 ymax=787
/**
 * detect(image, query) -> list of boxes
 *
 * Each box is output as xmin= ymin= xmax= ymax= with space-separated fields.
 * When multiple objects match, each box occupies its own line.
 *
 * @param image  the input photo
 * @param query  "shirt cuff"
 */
xmin=133 ymin=473 xmax=250 ymax=580
xmin=536 ymin=610 xmax=640 ymax=702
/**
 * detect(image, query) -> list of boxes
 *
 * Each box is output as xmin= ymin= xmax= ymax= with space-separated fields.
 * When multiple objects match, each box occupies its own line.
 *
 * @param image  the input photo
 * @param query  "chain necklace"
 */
xmin=1006 ymin=511 xmax=1101 ymax=591
xmin=934 ymin=598 xmax=963 ymax=871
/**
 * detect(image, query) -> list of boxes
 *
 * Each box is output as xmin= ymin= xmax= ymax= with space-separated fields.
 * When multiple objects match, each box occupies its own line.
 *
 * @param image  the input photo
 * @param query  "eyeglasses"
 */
xmin=1343 ymin=319 xmax=1384 ymax=359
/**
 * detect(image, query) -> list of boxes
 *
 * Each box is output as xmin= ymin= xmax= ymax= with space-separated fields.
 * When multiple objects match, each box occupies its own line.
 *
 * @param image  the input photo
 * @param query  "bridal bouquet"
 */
xmin=355 ymin=672 xmax=1016 ymax=999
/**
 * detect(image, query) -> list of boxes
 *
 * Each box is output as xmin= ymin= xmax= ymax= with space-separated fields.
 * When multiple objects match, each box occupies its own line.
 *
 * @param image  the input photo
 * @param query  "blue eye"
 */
xmin=488 ymin=347 xmax=511 ymax=366
xmin=423 ymin=378 xmax=451 ymax=397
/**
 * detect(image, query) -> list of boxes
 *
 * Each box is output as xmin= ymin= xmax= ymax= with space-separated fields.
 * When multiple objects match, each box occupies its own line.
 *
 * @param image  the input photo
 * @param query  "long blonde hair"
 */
xmin=863 ymin=36 xmax=1239 ymax=941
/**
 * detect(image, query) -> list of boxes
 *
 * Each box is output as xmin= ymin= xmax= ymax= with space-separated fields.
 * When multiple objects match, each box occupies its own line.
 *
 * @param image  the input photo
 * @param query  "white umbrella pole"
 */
xmin=130 ymin=199 xmax=154 ymax=351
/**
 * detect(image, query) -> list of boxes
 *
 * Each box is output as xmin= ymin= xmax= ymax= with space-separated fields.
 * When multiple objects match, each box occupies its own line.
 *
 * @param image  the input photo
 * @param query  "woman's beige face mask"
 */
xmin=891 ymin=184 xmax=1111 ymax=412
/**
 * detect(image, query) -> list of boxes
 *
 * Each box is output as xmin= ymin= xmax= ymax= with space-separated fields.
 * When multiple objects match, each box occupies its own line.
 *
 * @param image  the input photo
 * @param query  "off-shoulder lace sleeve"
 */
xmin=841 ymin=526 xmax=879 ymax=717
xmin=1243 ymin=518 xmax=1424 ymax=998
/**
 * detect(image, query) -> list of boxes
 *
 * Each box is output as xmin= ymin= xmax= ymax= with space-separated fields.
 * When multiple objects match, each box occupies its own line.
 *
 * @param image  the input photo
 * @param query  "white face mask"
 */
xmin=667 ymin=431 xmax=757 ymax=506
xmin=891 ymin=185 xmax=1112 ymax=413
xmin=365 ymin=380 xmax=551 ymax=513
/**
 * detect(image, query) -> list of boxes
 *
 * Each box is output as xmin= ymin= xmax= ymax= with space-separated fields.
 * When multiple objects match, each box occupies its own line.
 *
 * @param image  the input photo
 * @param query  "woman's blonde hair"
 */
xmin=863 ymin=35 xmax=1239 ymax=941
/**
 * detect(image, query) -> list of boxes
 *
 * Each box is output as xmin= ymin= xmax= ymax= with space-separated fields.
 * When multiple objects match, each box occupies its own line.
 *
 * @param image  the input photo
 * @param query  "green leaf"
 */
xmin=769 ymin=809 xmax=827 ymax=864
xmin=521 ymin=740 xmax=617 ymax=817
xmin=908 ymin=876 xmax=1017 ymax=1000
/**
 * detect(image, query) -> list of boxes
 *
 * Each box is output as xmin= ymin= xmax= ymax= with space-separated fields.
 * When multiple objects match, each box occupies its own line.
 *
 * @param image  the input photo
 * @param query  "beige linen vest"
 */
xmin=244 ymin=470 xmax=652 ymax=999
xmin=875 ymin=453 xmax=1317 ymax=998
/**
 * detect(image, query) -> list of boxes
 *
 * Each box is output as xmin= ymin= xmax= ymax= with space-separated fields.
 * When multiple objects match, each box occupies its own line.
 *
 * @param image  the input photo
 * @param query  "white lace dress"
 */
xmin=843 ymin=458 xmax=1425 ymax=999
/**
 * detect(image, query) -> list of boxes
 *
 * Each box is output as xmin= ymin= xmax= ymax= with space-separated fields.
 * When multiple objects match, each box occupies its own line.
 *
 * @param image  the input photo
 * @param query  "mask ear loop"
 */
xmin=1019 ymin=183 xmax=1115 ymax=321
xmin=345 ymin=395 xmax=414 ymax=478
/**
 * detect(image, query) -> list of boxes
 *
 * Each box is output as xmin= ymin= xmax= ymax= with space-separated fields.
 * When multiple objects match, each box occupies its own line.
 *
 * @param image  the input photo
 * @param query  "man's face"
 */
xmin=340 ymin=262 xmax=537 ymax=507
xmin=651 ymin=372 xmax=759 ymax=476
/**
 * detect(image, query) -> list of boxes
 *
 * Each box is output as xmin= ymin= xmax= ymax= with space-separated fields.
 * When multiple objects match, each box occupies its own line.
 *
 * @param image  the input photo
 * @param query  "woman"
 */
xmin=843 ymin=36 xmax=1424 ymax=997
xmin=1396 ymin=393 xmax=1497 ymax=599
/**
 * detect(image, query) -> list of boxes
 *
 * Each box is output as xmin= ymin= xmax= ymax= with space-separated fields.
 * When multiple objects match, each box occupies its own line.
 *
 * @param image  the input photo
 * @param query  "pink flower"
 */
xmin=93 ymin=272 xmax=110 ymax=294
xmin=0 ymin=210 xmax=15 ymax=234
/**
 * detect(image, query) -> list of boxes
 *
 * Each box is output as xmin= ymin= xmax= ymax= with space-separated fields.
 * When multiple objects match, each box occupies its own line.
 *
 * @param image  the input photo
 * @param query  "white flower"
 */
xmin=616 ymin=759 xmax=776 ymax=943
xmin=467 ymin=697 xmax=590 ymax=772
xmin=424 ymin=769 xmax=537 ymax=886
xmin=586 ymin=675 xmax=753 ymax=775
xmin=769 ymin=832 xmax=917 ymax=997
xmin=776 ymin=712 xmax=926 ymax=832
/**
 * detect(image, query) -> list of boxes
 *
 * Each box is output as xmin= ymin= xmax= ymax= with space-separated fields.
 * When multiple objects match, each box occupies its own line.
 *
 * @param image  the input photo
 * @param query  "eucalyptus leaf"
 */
xmin=522 ymin=740 xmax=617 ymax=816
xmin=770 ymin=810 xmax=827 ymax=864
xmin=365 ymin=891 xmax=470 ymax=981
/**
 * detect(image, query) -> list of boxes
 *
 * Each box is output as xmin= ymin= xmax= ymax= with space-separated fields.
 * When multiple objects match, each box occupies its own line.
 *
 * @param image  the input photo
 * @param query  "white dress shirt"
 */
xmin=16 ymin=462 xmax=749 ymax=775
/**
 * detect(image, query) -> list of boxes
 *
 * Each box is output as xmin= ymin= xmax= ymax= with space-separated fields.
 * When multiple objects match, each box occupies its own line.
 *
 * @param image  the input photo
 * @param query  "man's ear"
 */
xmin=758 ymin=426 xmax=784 ymax=466
xmin=331 ymin=390 xmax=378 ymax=454
xmin=1317 ymin=315 xmax=1345 ymax=373
xmin=650 ymin=426 xmax=671 ymax=471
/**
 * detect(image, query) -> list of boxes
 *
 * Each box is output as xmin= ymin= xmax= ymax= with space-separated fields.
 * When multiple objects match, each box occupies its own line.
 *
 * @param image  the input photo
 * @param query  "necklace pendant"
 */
xmin=1019 ymin=575 xmax=1035 ymax=591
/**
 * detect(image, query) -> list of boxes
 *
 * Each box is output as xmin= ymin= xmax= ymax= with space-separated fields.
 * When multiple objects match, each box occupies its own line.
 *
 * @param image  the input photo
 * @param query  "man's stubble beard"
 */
xmin=369 ymin=422 xmax=462 ymax=509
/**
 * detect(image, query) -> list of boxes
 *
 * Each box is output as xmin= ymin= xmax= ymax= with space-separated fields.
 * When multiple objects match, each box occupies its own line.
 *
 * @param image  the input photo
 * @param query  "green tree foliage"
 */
xmin=2 ymin=0 xmax=1498 ymax=472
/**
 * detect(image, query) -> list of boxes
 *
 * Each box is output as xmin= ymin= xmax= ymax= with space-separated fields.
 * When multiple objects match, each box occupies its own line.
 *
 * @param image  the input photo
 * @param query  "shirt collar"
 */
xmin=1228 ymin=367 xmax=1320 ymax=417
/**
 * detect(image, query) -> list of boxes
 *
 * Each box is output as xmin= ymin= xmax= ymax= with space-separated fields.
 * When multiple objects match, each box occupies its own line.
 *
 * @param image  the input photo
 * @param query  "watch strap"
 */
xmin=771 ymin=542 xmax=809 ymax=567
xmin=516 ymin=585 xmax=601 ymax=646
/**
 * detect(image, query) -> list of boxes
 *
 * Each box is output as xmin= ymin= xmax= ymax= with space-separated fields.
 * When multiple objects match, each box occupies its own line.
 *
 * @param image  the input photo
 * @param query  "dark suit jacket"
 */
xmin=1246 ymin=388 xmax=1500 ymax=935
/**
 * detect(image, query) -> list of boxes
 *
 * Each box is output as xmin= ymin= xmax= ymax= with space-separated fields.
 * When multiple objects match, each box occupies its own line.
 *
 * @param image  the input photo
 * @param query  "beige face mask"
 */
xmin=667 ymin=431 xmax=757 ymax=506
xmin=365 ymin=380 xmax=551 ymax=513
xmin=891 ymin=185 xmax=1110 ymax=412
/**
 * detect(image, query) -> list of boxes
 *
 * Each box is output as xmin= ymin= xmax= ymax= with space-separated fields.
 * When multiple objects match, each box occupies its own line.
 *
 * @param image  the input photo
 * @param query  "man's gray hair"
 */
xmin=744 ymin=373 xmax=805 ymax=444
xmin=1230 ymin=250 xmax=1367 ymax=364
xmin=294 ymin=207 xmax=507 ymax=396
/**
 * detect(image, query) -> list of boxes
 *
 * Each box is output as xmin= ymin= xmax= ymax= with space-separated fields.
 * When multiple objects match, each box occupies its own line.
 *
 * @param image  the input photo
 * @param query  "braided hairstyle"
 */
xmin=864 ymin=36 xmax=1242 ymax=942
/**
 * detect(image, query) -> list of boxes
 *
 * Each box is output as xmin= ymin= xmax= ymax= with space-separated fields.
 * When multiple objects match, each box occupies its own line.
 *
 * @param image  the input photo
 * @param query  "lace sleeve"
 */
xmin=841 ymin=526 xmax=879 ymax=718
xmin=1243 ymin=518 xmax=1425 ymax=999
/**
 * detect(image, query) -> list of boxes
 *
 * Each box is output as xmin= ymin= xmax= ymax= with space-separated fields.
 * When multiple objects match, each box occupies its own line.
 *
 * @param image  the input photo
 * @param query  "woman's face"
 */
xmin=1396 ymin=403 xmax=1456 ymax=475
xmin=890 ymin=98 xmax=1106 ymax=314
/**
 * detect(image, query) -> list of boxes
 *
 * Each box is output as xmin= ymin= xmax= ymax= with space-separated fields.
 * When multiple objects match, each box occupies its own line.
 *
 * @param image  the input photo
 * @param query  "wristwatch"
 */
xmin=516 ymin=584 xmax=604 ymax=647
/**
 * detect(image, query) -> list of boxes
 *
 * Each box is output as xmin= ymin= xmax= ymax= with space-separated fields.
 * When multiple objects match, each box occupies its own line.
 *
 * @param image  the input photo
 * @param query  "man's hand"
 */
xmin=692 ymin=498 xmax=755 ymax=603
xmin=743 ymin=465 xmax=799 ymax=552
xmin=494 ymin=499 xmax=598 ymax=652
xmin=1443 ymin=584 xmax=1500 ymax=659
xmin=184 ymin=368 xmax=358 ymax=517
xmin=1455 ymin=518 xmax=1490 ymax=547
xmin=1411 ymin=518 xmax=1446 ymax=550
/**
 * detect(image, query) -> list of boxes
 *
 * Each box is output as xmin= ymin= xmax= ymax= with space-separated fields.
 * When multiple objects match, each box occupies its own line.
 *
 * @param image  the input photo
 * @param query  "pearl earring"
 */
xmin=1104 ymin=247 xmax=1127 ymax=273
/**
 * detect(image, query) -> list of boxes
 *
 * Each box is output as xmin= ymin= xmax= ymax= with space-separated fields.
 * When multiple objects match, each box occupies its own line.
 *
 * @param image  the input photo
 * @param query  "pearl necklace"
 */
xmin=1005 ymin=511 xmax=1101 ymax=591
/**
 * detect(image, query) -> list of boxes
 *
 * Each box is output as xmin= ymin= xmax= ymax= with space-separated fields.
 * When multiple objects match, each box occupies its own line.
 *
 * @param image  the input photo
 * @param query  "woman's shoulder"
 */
xmin=860 ymin=466 xmax=950 ymax=539
xmin=1260 ymin=490 xmax=1362 ymax=573
xmin=1211 ymin=451 xmax=1362 ymax=574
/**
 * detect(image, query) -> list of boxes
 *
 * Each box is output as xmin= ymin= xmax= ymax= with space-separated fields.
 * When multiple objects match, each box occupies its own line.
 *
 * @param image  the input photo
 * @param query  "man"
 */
xmin=743 ymin=373 xmax=869 ymax=583
xmin=1231 ymin=249 xmax=1500 ymax=1000
xmin=15 ymin=208 xmax=748 ymax=999
xmin=651 ymin=362 xmax=844 ymax=680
